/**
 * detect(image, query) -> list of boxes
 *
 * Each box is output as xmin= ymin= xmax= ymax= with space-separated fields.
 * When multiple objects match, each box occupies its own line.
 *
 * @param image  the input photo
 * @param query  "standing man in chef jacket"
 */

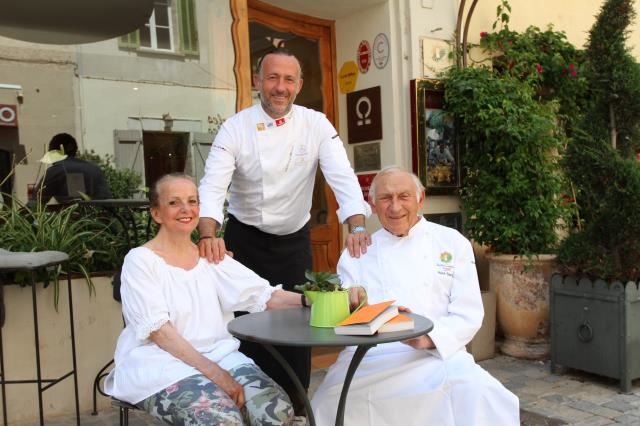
xmin=311 ymin=166 xmax=520 ymax=426
xmin=197 ymin=47 xmax=371 ymax=413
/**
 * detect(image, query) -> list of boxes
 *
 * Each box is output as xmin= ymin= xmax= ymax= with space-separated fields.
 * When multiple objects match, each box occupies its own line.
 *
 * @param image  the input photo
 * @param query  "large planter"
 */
xmin=550 ymin=275 xmax=640 ymax=393
xmin=488 ymin=254 xmax=555 ymax=359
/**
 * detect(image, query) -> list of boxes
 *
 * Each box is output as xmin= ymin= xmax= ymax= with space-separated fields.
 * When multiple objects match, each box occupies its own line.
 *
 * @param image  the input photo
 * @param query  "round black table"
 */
xmin=227 ymin=308 xmax=433 ymax=426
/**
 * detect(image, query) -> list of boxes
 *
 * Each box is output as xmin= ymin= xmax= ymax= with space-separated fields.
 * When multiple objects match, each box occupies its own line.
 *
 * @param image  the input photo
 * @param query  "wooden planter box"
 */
xmin=550 ymin=274 xmax=640 ymax=392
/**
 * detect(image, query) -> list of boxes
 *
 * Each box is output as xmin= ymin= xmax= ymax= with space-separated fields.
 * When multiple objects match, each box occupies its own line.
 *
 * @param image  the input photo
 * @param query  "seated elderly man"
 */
xmin=311 ymin=166 xmax=519 ymax=426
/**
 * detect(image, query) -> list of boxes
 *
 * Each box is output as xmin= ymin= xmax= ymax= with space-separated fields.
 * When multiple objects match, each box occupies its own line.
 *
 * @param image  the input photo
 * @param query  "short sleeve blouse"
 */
xmin=104 ymin=247 xmax=278 ymax=404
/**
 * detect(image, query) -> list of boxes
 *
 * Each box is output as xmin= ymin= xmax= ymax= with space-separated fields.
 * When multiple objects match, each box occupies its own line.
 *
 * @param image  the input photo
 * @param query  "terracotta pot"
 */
xmin=488 ymin=254 xmax=555 ymax=360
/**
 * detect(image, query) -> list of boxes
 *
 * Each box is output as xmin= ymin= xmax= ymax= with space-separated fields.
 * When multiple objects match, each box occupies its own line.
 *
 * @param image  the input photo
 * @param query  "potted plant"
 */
xmin=295 ymin=270 xmax=350 ymax=328
xmin=0 ymin=151 xmax=138 ymax=308
xmin=551 ymin=0 xmax=640 ymax=392
xmin=441 ymin=3 xmax=587 ymax=359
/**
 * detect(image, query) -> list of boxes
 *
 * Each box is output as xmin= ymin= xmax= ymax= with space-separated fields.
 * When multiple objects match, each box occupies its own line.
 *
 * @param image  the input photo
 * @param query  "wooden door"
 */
xmin=233 ymin=0 xmax=342 ymax=272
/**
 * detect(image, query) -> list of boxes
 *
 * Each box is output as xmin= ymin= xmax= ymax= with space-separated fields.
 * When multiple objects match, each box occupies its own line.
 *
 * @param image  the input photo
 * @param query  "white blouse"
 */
xmin=104 ymin=247 xmax=279 ymax=404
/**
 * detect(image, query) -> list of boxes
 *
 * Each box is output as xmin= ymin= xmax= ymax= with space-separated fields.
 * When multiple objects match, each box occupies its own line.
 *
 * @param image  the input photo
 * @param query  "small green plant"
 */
xmin=294 ymin=270 xmax=344 ymax=292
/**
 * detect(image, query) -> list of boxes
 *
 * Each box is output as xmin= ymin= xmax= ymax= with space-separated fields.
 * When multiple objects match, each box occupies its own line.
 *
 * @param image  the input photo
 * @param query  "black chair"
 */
xmin=92 ymin=269 xmax=123 ymax=415
xmin=111 ymin=397 xmax=139 ymax=426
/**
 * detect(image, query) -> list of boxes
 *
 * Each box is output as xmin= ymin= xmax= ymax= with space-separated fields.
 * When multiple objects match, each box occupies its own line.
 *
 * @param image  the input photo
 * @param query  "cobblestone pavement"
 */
xmin=36 ymin=355 xmax=640 ymax=425
xmin=480 ymin=356 xmax=640 ymax=426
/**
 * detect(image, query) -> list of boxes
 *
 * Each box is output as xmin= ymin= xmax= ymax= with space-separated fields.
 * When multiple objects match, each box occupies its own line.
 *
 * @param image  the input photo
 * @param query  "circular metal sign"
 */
xmin=0 ymin=106 xmax=16 ymax=124
xmin=373 ymin=33 xmax=390 ymax=69
xmin=357 ymin=40 xmax=371 ymax=74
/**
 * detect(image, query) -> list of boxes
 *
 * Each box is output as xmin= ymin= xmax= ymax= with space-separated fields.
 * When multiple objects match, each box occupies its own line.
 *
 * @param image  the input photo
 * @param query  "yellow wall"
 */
xmin=466 ymin=0 xmax=640 ymax=59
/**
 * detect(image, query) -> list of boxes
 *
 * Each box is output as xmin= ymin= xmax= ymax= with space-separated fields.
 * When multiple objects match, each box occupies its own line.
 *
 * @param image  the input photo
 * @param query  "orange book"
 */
xmin=334 ymin=300 xmax=398 ymax=335
xmin=378 ymin=313 xmax=415 ymax=333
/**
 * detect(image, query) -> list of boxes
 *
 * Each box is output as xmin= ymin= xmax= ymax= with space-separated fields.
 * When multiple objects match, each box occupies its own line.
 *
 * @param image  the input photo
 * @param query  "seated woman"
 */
xmin=105 ymin=173 xmax=307 ymax=425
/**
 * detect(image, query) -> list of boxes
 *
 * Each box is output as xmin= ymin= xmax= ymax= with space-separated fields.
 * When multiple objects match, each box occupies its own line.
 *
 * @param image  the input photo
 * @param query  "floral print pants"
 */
xmin=140 ymin=363 xmax=294 ymax=425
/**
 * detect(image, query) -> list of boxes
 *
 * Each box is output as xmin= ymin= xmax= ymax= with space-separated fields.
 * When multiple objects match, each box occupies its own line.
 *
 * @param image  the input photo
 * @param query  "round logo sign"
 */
xmin=357 ymin=40 xmax=371 ymax=74
xmin=0 ymin=106 xmax=16 ymax=124
xmin=373 ymin=33 xmax=390 ymax=69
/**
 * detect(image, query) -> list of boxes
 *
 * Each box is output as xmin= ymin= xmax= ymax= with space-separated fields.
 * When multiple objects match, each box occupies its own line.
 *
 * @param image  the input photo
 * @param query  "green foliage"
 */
xmin=582 ymin=0 xmax=640 ymax=156
xmin=294 ymin=270 xmax=344 ymax=292
xmin=0 ymin=198 xmax=123 ymax=308
xmin=78 ymin=150 xmax=143 ymax=198
xmin=557 ymin=131 xmax=640 ymax=280
xmin=556 ymin=0 xmax=640 ymax=281
xmin=479 ymin=12 xmax=588 ymax=132
xmin=444 ymin=67 xmax=567 ymax=255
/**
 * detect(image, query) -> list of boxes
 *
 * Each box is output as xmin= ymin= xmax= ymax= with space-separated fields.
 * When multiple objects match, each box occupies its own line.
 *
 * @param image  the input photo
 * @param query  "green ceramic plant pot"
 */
xmin=309 ymin=290 xmax=350 ymax=328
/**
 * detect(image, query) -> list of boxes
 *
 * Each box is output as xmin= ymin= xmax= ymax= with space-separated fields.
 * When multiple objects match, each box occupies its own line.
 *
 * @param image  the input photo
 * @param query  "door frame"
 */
xmin=230 ymin=0 xmax=339 ymax=127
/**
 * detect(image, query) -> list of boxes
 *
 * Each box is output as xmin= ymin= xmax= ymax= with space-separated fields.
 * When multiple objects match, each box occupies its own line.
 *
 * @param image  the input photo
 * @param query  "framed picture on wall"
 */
xmin=424 ymin=212 xmax=463 ymax=233
xmin=410 ymin=78 xmax=460 ymax=195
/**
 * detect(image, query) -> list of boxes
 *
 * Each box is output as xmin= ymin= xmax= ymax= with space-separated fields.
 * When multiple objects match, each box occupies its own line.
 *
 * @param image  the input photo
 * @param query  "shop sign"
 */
xmin=0 ymin=105 xmax=17 ymax=127
xmin=347 ymin=86 xmax=382 ymax=144
xmin=357 ymin=40 xmax=371 ymax=73
xmin=373 ymin=33 xmax=390 ymax=69
xmin=338 ymin=61 xmax=359 ymax=94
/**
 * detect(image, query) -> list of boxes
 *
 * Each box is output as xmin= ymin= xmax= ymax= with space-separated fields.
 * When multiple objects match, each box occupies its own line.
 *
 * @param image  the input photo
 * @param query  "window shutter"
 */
xmin=118 ymin=30 xmax=141 ymax=49
xmin=186 ymin=132 xmax=212 ymax=184
xmin=177 ymin=0 xmax=199 ymax=56
xmin=114 ymin=130 xmax=146 ymax=196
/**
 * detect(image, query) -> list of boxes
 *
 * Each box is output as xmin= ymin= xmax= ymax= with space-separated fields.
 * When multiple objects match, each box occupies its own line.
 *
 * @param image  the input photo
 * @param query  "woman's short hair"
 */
xmin=148 ymin=173 xmax=195 ymax=208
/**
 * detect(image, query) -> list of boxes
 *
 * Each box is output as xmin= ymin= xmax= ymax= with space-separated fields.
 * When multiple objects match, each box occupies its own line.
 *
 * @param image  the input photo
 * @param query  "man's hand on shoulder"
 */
xmin=197 ymin=217 xmax=227 ymax=264
xmin=197 ymin=236 xmax=227 ymax=264
xmin=345 ymin=214 xmax=371 ymax=258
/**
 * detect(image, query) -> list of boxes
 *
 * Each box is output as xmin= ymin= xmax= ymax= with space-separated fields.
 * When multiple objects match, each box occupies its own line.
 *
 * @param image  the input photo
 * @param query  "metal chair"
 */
xmin=92 ymin=269 xmax=123 ymax=415
xmin=0 ymin=249 xmax=80 ymax=425
xmin=111 ymin=397 xmax=139 ymax=426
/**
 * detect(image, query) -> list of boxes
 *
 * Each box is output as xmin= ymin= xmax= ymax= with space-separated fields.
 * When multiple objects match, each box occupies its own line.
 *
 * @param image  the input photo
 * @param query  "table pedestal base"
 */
xmin=263 ymin=343 xmax=376 ymax=426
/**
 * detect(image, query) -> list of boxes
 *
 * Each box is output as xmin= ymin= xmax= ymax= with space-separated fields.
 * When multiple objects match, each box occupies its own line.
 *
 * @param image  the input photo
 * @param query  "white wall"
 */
xmin=79 ymin=78 xmax=234 ymax=157
xmin=334 ymin=0 xmax=461 ymax=233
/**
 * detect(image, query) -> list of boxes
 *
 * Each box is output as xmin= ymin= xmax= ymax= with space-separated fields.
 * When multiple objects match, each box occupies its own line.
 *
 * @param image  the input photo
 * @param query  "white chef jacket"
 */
xmin=104 ymin=247 xmax=279 ymax=404
xmin=198 ymin=104 xmax=370 ymax=235
xmin=311 ymin=218 xmax=520 ymax=426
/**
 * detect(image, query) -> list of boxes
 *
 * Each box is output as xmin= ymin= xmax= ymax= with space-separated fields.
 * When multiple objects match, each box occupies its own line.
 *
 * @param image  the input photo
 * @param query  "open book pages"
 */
xmin=378 ymin=313 xmax=415 ymax=333
xmin=334 ymin=301 xmax=399 ymax=335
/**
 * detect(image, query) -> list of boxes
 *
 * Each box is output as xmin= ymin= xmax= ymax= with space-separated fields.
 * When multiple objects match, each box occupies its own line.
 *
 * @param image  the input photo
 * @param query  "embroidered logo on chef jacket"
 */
xmin=292 ymin=144 xmax=308 ymax=166
xmin=256 ymin=123 xmax=266 ymax=131
xmin=436 ymin=251 xmax=454 ymax=277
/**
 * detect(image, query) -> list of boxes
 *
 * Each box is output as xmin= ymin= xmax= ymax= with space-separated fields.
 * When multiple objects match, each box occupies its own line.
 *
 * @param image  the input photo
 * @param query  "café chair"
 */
xmin=111 ymin=397 xmax=139 ymax=426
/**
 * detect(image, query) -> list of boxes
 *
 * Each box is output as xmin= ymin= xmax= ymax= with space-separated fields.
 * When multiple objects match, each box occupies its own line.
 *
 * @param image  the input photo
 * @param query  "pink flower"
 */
xmin=480 ymin=31 xmax=488 ymax=38
xmin=569 ymin=63 xmax=575 ymax=70
xmin=535 ymin=63 xmax=544 ymax=74
xmin=165 ymin=383 xmax=179 ymax=394
xmin=570 ymin=70 xmax=577 ymax=77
